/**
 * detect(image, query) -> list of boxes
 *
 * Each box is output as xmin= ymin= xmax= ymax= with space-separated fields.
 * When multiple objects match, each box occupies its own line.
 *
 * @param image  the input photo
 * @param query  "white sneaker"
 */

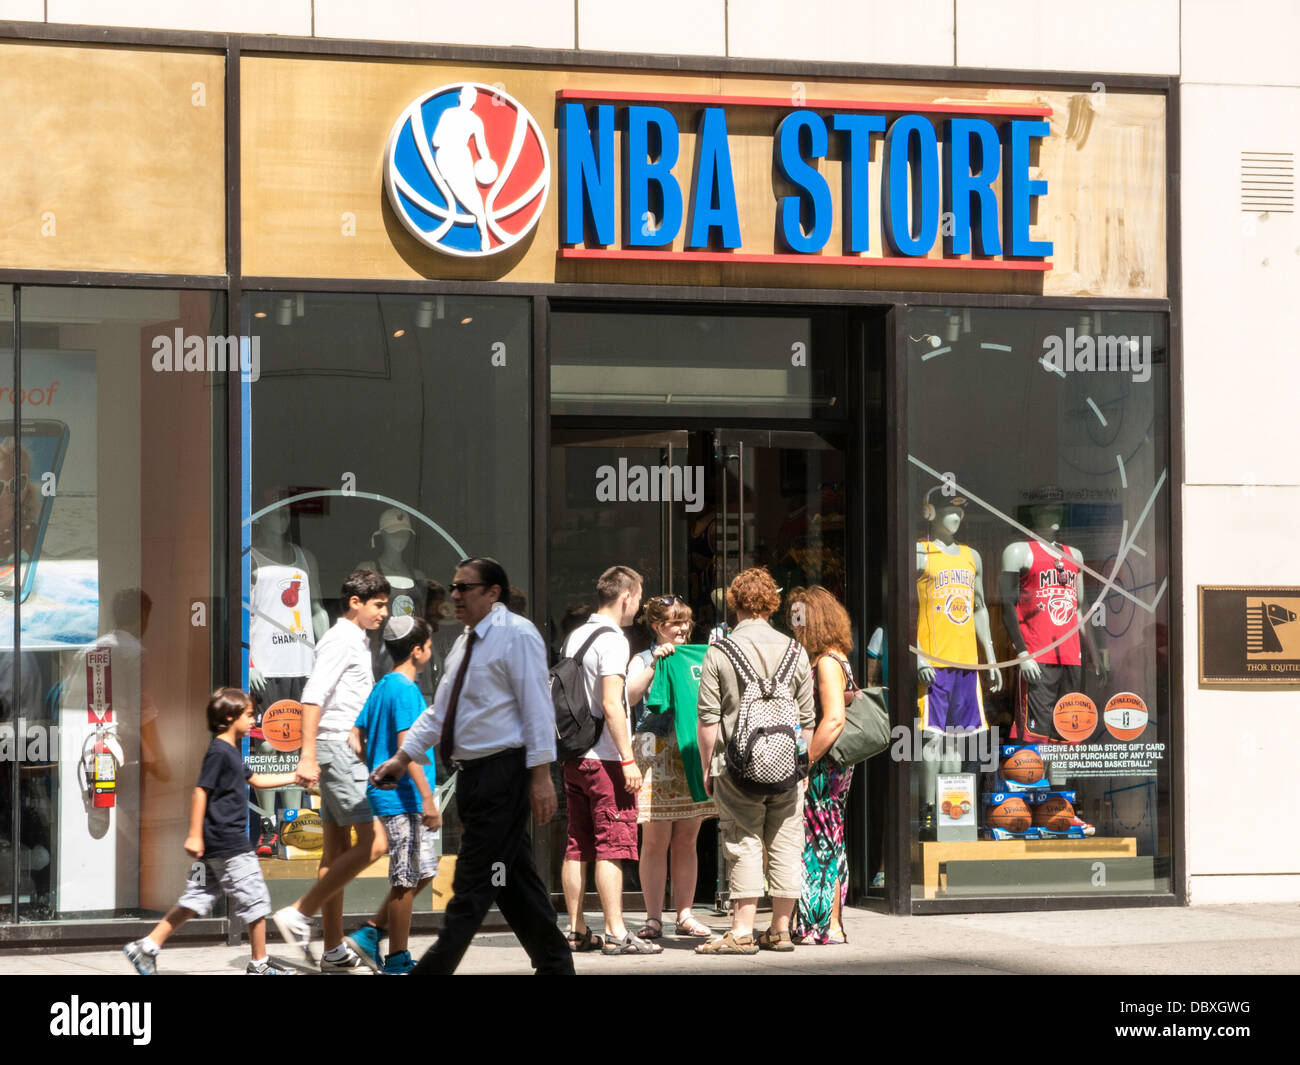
xmin=320 ymin=943 xmax=364 ymax=973
xmin=272 ymin=905 xmax=315 ymax=964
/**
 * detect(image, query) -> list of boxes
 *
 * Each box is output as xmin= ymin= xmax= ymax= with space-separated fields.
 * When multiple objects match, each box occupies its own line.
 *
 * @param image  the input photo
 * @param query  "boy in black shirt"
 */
xmin=124 ymin=688 xmax=298 ymax=975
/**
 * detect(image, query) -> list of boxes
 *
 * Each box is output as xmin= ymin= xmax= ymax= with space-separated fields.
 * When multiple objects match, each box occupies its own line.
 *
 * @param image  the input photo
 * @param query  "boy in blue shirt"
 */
xmin=345 ymin=616 xmax=440 ymax=974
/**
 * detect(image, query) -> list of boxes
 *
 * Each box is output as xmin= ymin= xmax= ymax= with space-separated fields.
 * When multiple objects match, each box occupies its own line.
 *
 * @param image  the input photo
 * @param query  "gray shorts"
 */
xmin=177 ymin=851 xmax=272 ymax=924
xmin=317 ymin=739 xmax=374 ymax=826
xmin=379 ymin=812 xmax=440 ymax=888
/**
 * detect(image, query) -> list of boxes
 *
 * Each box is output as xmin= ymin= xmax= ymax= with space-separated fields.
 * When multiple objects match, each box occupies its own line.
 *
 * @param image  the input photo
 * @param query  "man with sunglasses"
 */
xmin=369 ymin=557 xmax=573 ymax=975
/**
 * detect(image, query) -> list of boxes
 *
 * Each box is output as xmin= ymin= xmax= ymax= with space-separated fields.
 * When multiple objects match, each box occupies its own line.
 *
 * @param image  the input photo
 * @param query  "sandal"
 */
xmin=694 ymin=930 xmax=759 ymax=955
xmin=636 ymin=917 xmax=663 ymax=940
xmin=602 ymin=931 xmax=663 ymax=955
xmin=675 ymin=915 xmax=712 ymax=938
xmin=567 ymin=926 xmax=604 ymax=952
xmin=757 ymin=928 xmax=795 ymax=952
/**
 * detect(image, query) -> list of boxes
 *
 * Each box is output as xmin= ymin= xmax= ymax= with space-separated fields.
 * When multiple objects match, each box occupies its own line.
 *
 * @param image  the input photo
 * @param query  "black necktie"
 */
xmin=439 ymin=630 xmax=478 ymax=758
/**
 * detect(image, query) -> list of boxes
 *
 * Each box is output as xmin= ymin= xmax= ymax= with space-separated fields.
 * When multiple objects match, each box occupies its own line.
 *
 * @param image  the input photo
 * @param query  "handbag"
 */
xmin=820 ymin=654 xmax=891 ymax=769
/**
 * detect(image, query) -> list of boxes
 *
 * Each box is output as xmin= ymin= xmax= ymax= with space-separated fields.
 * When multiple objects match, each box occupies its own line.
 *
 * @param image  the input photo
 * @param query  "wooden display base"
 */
xmin=257 ymin=855 xmax=458 ymax=912
xmin=915 ymin=837 xmax=1137 ymax=899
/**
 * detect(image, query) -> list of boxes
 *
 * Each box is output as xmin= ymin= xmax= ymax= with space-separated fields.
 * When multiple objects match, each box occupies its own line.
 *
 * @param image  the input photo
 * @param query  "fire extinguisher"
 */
xmin=81 ymin=726 xmax=124 ymax=809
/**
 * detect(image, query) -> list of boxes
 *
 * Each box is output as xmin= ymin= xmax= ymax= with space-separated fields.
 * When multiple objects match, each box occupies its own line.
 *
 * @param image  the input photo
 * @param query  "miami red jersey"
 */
xmin=1016 ymin=540 xmax=1082 ymax=665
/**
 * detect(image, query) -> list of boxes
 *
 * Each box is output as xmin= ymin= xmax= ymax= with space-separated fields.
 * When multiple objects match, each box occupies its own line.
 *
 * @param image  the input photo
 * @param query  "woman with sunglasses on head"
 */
xmin=624 ymin=595 xmax=715 ymax=940
xmin=787 ymin=585 xmax=856 ymax=945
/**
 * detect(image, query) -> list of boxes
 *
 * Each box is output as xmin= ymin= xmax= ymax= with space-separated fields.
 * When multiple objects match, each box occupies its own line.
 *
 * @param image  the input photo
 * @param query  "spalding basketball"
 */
xmin=1104 ymin=692 xmax=1148 ymax=741
xmin=1052 ymin=692 xmax=1098 ymax=744
xmin=279 ymin=808 xmax=323 ymax=851
xmin=1033 ymin=794 xmax=1074 ymax=832
xmin=987 ymin=796 xmax=1032 ymax=833
xmin=1000 ymin=747 xmax=1045 ymax=785
xmin=261 ymin=699 xmax=303 ymax=752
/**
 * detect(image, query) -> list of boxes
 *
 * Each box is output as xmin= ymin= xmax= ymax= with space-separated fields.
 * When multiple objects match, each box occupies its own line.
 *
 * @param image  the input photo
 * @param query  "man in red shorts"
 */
xmin=559 ymin=565 xmax=661 ymax=956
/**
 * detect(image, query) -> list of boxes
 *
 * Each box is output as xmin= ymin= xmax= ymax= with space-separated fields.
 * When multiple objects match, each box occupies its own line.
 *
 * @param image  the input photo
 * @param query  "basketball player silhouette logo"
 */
xmin=385 ymin=82 xmax=551 ymax=257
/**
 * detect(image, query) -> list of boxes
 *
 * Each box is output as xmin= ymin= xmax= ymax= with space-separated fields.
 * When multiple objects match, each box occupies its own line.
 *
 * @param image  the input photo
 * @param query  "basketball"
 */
xmin=1034 ymin=794 xmax=1074 ymax=832
xmin=1104 ymin=692 xmax=1149 ymax=741
xmin=474 ymin=157 xmax=498 ymax=184
xmin=1000 ymin=746 xmax=1045 ymax=785
xmin=1052 ymin=692 xmax=1098 ymax=743
xmin=261 ymin=699 xmax=303 ymax=752
xmin=280 ymin=808 xmax=323 ymax=851
xmin=987 ymin=795 xmax=1032 ymax=833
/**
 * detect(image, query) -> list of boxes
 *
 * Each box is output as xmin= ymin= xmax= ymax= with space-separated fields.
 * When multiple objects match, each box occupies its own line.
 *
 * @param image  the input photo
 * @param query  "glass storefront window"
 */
xmin=906 ymin=307 xmax=1171 ymax=901
xmin=244 ymin=292 xmax=531 ymax=893
xmin=550 ymin=307 xmax=845 ymax=418
xmin=1 ymin=286 xmax=225 ymax=922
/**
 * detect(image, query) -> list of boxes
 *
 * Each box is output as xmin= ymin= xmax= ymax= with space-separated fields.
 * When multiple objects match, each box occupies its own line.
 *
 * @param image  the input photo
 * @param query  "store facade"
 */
xmin=0 ymin=21 xmax=1180 ymax=941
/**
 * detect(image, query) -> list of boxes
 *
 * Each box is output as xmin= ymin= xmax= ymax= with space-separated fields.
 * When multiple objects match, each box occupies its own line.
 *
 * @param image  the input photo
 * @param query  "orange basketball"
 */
xmin=1053 ymin=693 xmax=1098 ymax=744
xmin=987 ymin=796 xmax=1032 ymax=833
xmin=1033 ymin=794 xmax=1074 ymax=832
xmin=261 ymin=699 xmax=303 ymax=752
xmin=1000 ymin=747 xmax=1045 ymax=785
xmin=1104 ymin=692 xmax=1148 ymax=741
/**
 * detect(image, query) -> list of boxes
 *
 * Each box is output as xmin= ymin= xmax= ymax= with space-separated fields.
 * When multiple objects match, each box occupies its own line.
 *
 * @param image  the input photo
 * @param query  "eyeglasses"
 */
xmin=448 ymin=581 xmax=487 ymax=594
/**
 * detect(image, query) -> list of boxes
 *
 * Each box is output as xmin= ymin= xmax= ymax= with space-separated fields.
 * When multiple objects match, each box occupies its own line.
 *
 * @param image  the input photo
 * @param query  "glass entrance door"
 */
xmin=547 ymin=426 xmax=849 ymax=906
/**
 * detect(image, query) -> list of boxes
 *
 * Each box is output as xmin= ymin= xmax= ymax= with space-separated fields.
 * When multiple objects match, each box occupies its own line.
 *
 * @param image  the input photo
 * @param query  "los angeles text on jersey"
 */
xmin=49 ymin=996 xmax=151 ymax=1045
xmin=1119 ymin=1001 xmax=1251 ymax=1014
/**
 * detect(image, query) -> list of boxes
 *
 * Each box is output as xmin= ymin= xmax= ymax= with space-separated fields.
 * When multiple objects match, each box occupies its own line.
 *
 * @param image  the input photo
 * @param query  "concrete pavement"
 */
xmin=2 ymin=902 xmax=1298 ymax=975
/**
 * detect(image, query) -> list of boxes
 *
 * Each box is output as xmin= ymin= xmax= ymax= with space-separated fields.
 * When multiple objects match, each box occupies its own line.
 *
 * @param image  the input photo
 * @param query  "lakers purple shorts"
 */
xmin=918 ymin=667 xmax=987 ymax=733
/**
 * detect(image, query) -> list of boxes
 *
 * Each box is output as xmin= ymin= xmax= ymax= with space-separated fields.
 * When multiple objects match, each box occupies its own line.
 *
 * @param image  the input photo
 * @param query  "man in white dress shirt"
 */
xmin=370 ymin=557 xmax=573 ymax=975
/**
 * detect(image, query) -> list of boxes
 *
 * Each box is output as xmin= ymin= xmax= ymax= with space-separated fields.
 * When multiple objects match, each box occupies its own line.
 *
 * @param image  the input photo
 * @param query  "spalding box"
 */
xmin=984 ymin=792 xmax=1034 ymax=836
xmin=1027 ymin=790 xmax=1086 ymax=838
xmin=279 ymin=808 xmax=323 ymax=854
xmin=997 ymin=744 xmax=1049 ymax=791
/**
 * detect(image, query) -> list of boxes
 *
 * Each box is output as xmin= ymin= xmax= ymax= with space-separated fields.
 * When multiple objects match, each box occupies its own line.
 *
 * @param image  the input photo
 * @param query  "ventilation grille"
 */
xmin=1241 ymin=151 xmax=1294 ymax=213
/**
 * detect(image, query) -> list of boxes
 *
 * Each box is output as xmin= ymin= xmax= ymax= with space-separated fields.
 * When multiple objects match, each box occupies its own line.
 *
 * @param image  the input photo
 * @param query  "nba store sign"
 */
xmin=384 ymin=82 xmax=1054 ymax=270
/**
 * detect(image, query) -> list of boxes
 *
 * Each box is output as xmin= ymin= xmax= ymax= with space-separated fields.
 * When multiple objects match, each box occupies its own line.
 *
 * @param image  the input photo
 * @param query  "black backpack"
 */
xmin=551 ymin=628 xmax=607 ymax=762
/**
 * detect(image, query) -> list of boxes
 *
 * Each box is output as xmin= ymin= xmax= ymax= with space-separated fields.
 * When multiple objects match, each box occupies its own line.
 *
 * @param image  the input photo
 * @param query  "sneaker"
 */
xmin=383 ymin=949 xmax=414 ymax=975
xmin=122 ymin=939 xmax=157 ymax=975
xmin=246 ymin=958 xmax=295 ymax=975
xmin=343 ymin=924 xmax=385 ymax=973
xmin=320 ymin=943 xmax=364 ymax=973
xmin=255 ymin=817 xmax=277 ymax=858
xmin=1072 ymin=815 xmax=1097 ymax=837
xmin=272 ymin=905 xmax=315 ymax=964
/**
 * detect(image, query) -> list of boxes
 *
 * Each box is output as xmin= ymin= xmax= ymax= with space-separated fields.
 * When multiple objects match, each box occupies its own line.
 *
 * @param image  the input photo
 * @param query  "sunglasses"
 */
xmin=652 ymin=595 xmax=684 ymax=606
xmin=448 ymin=582 xmax=487 ymax=594
xmin=0 ymin=474 xmax=29 ymax=496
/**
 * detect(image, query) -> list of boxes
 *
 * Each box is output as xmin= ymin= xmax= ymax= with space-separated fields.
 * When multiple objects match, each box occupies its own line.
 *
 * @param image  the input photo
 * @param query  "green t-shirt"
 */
xmin=646 ymin=644 xmax=710 ymax=803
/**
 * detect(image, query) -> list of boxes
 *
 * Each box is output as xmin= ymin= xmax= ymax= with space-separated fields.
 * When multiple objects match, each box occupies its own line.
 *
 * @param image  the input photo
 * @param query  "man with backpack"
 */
xmin=695 ymin=567 xmax=815 ymax=955
xmin=558 ymin=565 xmax=663 ymax=955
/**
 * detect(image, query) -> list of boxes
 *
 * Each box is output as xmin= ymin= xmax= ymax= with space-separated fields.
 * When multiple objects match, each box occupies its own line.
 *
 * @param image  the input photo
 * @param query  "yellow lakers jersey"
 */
xmin=917 ymin=541 xmax=978 ymax=666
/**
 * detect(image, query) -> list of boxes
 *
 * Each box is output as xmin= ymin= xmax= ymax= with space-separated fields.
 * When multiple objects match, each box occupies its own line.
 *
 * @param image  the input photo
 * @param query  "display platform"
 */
xmin=916 ymin=838 xmax=1137 ymax=899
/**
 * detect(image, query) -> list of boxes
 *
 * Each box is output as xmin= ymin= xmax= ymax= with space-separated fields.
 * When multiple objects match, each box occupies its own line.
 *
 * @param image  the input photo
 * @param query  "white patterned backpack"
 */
xmin=714 ymin=637 xmax=805 ymax=795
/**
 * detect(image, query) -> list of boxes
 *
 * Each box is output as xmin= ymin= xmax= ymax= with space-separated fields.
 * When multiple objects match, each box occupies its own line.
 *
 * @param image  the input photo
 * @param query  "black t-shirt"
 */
xmin=197 ymin=737 xmax=254 ymax=859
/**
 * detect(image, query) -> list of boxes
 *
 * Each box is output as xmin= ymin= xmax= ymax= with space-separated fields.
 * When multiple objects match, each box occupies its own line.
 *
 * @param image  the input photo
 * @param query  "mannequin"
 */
xmin=915 ymin=486 xmax=1001 ymax=835
xmin=1000 ymin=502 xmax=1107 ymax=744
xmin=355 ymin=507 xmax=429 ymax=691
xmin=249 ymin=503 xmax=328 ymax=834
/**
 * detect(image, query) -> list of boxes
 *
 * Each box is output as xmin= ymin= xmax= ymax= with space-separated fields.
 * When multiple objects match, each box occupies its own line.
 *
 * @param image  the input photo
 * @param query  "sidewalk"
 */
xmin=3 ymin=902 xmax=1298 ymax=975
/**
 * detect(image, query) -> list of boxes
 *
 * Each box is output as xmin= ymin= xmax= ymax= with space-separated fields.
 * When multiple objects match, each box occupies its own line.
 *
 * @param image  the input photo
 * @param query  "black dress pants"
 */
xmin=412 ymin=748 xmax=573 ymax=975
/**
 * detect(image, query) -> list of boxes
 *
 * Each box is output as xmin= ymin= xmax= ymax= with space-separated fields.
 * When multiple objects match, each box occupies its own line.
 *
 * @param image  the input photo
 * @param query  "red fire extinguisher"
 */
xmin=82 ymin=726 xmax=123 ymax=809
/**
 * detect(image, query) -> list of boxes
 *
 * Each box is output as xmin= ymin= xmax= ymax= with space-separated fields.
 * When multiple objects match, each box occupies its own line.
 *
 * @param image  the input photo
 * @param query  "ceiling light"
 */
xmin=393 ymin=328 xmax=405 ymax=338
xmin=461 ymin=316 xmax=473 ymax=325
xmin=253 ymin=311 xmax=267 ymax=319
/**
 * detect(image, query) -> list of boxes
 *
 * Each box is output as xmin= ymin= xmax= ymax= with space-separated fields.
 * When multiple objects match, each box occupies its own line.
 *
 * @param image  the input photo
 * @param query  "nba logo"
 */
xmin=384 ymin=82 xmax=551 ymax=257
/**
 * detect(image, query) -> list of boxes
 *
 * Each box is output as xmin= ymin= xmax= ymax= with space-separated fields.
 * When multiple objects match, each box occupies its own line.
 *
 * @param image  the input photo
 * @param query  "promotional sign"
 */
xmin=85 ymin=648 xmax=112 ymax=724
xmin=1200 ymin=585 xmax=1300 ymax=685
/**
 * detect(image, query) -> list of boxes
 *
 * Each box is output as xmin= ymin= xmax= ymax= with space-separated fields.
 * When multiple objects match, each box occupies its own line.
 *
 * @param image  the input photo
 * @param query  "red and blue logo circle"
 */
xmin=384 ymin=82 xmax=551 ymax=258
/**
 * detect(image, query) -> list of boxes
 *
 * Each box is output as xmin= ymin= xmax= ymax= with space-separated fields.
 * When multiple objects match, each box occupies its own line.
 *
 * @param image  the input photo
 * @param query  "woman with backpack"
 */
xmin=694 ymin=568 xmax=815 ymax=956
xmin=787 ymin=586 xmax=856 ymax=944
xmin=625 ymin=595 xmax=715 ymax=940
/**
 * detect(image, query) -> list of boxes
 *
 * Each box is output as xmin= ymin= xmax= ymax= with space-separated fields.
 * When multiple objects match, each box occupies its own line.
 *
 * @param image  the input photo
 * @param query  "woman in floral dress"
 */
xmin=788 ymin=586 xmax=856 ymax=944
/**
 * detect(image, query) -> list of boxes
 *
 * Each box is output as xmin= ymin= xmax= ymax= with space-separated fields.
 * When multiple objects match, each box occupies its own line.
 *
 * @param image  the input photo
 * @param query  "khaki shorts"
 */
xmin=712 ymin=772 xmax=803 ymax=900
xmin=316 ymin=739 xmax=374 ymax=826
xmin=177 ymin=851 xmax=272 ymax=924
